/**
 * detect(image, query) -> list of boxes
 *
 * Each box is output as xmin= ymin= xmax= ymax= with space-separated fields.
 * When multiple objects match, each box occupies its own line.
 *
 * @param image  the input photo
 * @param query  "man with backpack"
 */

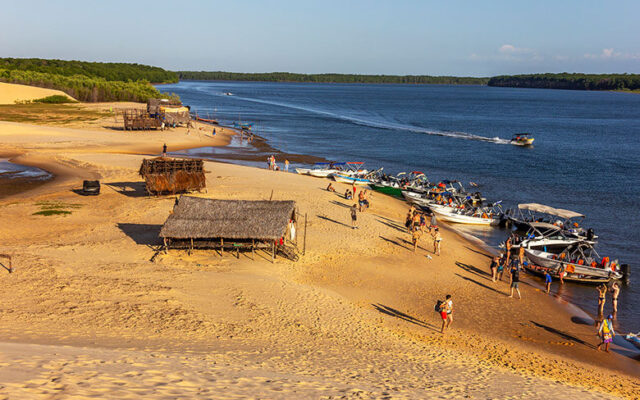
xmin=436 ymin=294 xmax=453 ymax=334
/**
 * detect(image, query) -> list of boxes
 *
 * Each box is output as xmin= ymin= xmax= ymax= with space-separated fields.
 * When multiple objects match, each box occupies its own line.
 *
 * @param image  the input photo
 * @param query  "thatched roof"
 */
xmin=160 ymin=197 xmax=296 ymax=240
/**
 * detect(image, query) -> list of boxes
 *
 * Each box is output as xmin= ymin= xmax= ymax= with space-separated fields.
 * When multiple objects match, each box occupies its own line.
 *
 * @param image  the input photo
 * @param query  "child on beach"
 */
xmin=496 ymin=257 xmax=505 ymax=282
xmin=508 ymin=262 xmax=521 ymax=299
xmin=597 ymin=315 xmax=615 ymax=352
xmin=490 ymin=256 xmax=499 ymax=282
xmin=544 ymin=271 xmax=552 ymax=293
xmin=350 ymin=204 xmax=357 ymax=229
xmin=432 ymin=228 xmax=442 ymax=256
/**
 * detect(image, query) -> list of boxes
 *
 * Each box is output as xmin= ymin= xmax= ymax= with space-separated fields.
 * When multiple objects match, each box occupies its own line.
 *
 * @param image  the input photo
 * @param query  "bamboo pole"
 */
xmin=303 ymin=213 xmax=308 ymax=256
xmin=271 ymin=241 xmax=275 ymax=263
xmin=269 ymin=189 xmax=274 ymax=201
xmin=221 ymin=238 xmax=224 ymax=256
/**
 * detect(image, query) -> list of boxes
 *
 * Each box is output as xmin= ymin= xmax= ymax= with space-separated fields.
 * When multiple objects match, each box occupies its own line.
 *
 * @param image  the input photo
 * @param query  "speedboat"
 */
xmin=332 ymin=174 xmax=372 ymax=185
xmin=429 ymin=203 xmax=503 ymax=226
xmin=370 ymin=171 xmax=430 ymax=198
xmin=524 ymin=242 xmax=623 ymax=283
xmin=510 ymin=133 xmax=534 ymax=146
xmin=506 ymin=203 xmax=597 ymax=242
xmin=506 ymin=222 xmax=593 ymax=252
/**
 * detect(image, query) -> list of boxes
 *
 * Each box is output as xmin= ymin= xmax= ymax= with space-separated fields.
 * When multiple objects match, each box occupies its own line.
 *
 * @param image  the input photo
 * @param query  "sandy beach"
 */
xmin=0 ymin=97 xmax=638 ymax=398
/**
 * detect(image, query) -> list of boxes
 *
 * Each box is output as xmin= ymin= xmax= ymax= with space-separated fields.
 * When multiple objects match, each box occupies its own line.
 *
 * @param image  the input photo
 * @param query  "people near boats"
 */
xmin=284 ymin=159 xmax=289 ymax=172
xmin=508 ymin=262 xmax=522 ymax=299
xmin=596 ymin=315 xmax=616 ymax=352
xmin=345 ymin=189 xmax=352 ymax=200
xmin=496 ymin=256 xmax=506 ymax=282
xmin=518 ymin=246 xmax=525 ymax=264
xmin=430 ymin=213 xmax=437 ymax=230
xmin=597 ymin=284 xmax=607 ymax=315
xmin=508 ymin=258 xmax=520 ymax=286
xmin=558 ymin=265 xmax=565 ymax=284
xmin=358 ymin=190 xmax=369 ymax=212
xmin=412 ymin=225 xmax=422 ymax=253
xmin=432 ymin=228 xmax=442 ymax=256
xmin=544 ymin=271 xmax=552 ymax=294
xmin=350 ymin=204 xmax=358 ymax=229
xmin=505 ymin=237 xmax=512 ymax=260
xmin=439 ymin=294 xmax=454 ymax=334
xmin=490 ymin=256 xmax=499 ymax=282
xmin=611 ymin=282 xmax=620 ymax=314
xmin=327 ymin=183 xmax=336 ymax=192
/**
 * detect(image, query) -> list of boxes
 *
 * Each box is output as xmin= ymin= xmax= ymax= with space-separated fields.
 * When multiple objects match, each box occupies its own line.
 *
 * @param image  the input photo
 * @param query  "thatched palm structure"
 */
xmin=159 ymin=197 xmax=297 ymax=260
xmin=139 ymin=158 xmax=205 ymax=195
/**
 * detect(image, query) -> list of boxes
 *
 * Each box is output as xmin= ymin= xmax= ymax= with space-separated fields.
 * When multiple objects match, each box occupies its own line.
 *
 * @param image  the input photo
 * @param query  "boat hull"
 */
xmin=369 ymin=184 xmax=403 ymax=198
xmin=524 ymin=249 xmax=622 ymax=282
xmin=511 ymin=138 xmax=534 ymax=146
xmin=332 ymin=174 xmax=371 ymax=185
xmin=431 ymin=208 xmax=499 ymax=226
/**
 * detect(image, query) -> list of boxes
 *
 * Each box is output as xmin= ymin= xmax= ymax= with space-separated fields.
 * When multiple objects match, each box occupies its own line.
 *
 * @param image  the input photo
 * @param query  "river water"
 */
xmin=158 ymin=80 xmax=640 ymax=334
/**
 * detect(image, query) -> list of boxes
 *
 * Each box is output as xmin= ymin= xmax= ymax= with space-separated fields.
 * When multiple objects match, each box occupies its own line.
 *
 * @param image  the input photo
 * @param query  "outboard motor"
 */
xmin=586 ymin=228 xmax=595 ymax=241
xmin=621 ymin=264 xmax=631 ymax=284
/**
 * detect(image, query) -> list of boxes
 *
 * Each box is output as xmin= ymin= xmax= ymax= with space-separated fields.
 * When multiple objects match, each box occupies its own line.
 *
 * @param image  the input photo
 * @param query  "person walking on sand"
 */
xmin=611 ymin=282 xmax=620 ymax=314
xmin=597 ymin=284 xmax=607 ymax=315
xmin=162 ymin=143 xmax=167 ymax=157
xmin=284 ymin=159 xmax=289 ymax=172
xmin=490 ymin=256 xmax=499 ymax=282
xmin=412 ymin=225 xmax=422 ymax=253
xmin=432 ymin=228 xmax=442 ymax=256
xmin=505 ymin=236 xmax=512 ymax=260
xmin=596 ymin=314 xmax=616 ymax=352
xmin=544 ymin=270 xmax=552 ymax=294
xmin=508 ymin=262 xmax=521 ymax=299
xmin=518 ymin=246 xmax=525 ymax=265
xmin=350 ymin=204 xmax=358 ymax=229
xmin=558 ymin=265 xmax=565 ymax=284
xmin=496 ymin=256 xmax=506 ymax=282
xmin=439 ymin=294 xmax=453 ymax=333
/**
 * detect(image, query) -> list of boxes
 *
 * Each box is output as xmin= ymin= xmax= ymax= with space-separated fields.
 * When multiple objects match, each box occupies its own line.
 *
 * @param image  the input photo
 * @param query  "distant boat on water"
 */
xmin=510 ymin=133 xmax=535 ymax=146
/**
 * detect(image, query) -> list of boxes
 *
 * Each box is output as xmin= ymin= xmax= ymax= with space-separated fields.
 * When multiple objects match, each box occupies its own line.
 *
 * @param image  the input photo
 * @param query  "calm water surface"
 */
xmin=159 ymin=81 xmax=640 ymax=333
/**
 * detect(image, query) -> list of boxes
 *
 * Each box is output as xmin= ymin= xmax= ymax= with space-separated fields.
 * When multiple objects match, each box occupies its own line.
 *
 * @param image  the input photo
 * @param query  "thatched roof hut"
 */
xmin=139 ymin=158 xmax=205 ymax=195
xmin=160 ymin=197 xmax=296 ymax=241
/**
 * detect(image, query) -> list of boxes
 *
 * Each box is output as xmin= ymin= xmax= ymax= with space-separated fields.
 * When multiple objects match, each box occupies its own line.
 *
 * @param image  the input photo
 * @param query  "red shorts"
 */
xmin=440 ymin=311 xmax=448 ymax=320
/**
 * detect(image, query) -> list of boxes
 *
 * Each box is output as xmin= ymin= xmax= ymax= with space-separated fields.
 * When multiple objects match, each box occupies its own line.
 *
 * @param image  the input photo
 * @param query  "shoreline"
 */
xmin=0 ymin=105 xmax=638 ymax=397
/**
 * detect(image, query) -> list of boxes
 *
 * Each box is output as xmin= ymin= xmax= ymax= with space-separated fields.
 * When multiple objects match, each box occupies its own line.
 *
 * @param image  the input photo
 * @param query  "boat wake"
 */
xmin=222 ymin=93 xmax=510 ymax=144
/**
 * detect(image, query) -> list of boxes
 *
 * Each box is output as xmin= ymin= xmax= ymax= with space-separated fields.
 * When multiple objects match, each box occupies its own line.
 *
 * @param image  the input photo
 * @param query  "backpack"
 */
xmin=434 ymin=300 xmax=443 ymax=312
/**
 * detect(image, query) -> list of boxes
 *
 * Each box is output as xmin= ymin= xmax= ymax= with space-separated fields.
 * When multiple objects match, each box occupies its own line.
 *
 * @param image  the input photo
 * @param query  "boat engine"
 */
xmin=587 ymin=228 xmax=595 ymax=241
xmin=621 ymin=264 xmax=631 ymax=284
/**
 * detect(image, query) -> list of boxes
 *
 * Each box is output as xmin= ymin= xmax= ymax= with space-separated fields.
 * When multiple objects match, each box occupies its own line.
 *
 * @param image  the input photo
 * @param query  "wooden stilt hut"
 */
xmin=159 ymin=197 xmax=297 ymax=260
xmin=139 ymin=158 xmax=206 ymax=195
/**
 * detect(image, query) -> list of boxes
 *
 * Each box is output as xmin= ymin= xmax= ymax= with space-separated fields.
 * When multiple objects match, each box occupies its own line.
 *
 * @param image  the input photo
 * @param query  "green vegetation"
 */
xmin=176 ymin=71 xmax=489 ymax=85
xmin=16 ymin=95 xmax=76 ymax=104
xmin=488 ymin=73 xmax=640 ymax=91
xmin=0 ymin=58 xmax=179 ymax=102
xmin=33 ymin=201 xmax=82 ymax=216
xmin=0 ymin=58 xmax=178 ymax=83
xmin=0 ymin=103 xmax=109 ymax=124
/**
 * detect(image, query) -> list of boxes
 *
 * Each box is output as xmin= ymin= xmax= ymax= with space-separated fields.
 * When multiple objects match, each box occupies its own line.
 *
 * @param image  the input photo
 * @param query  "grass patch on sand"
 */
xmin=33 ymin=201 xmax=83 ymax=216
xmin=0 ymin=103 xmax=109 ymax=125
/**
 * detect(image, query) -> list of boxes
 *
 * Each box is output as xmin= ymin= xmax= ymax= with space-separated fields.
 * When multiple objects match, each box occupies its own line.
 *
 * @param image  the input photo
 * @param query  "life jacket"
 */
xmin=566 ymin=264 xmax=575 ymax=273
xmin=577 ymin=259 xmax=584 ymax=265
xmin=601 ymin=256 xmax=610 ymax=266
xmin=591 ymin=261 xmax=598 ymax=268
xmin=481 ymin=213 xmax=488 ymax=219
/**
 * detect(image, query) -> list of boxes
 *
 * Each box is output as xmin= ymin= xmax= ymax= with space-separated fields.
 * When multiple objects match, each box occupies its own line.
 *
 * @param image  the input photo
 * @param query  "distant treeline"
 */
xmin=0 ymin=58 xmax=178 ymax=83
xmin=176 ymin=71 xmax=490 ymax=85
xmin=0 ymin=58 xmax=178 ymax=102
xmin=0 ymin=69 xmax=166 ymax=102
xmin=488 ymin=73 xmax=640 ymax=91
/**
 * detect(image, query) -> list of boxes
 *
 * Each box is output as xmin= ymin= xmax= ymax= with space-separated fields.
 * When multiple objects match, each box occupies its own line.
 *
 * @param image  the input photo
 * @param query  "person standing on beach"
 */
xmin=411 ymin=225 xmax=422 ymax=253
xmin=350 ymin=204 xmax=358 ymax=229
xmin=505 ymin=236 xmax=512 ymax=260
xmin=597 ymin=284 xmax=607 ymax=315
xmin=558 ymin=265 xmax=565 ymax=284
xmin=611 ymin=282 xmax=620 ymax=314
xmin=596 ymin=315 xmax=616 ymax=352
xmin=508 ymin=262 xmax=521 ymax=299
xmin=432 ymin=228 xmax=442 ymax=256
xmin=544 ymin=271 xmax=552 ymax=294
xmin=162 ymin=143 xmax=167 ymax=157
xmin=496 ymin=256 xmax=505 ymax=282
xmin=490 ymin=256 xmax=499 ymax=282
xmin=518 ymin=246 xmax=525 ymax=265
xmin=352 ymin=183 xmax=357 ymax=199
xmin=284 ymin=159 xmax=289 ymax=172
xmin=439 ymin=294 xmax=453 ymax=333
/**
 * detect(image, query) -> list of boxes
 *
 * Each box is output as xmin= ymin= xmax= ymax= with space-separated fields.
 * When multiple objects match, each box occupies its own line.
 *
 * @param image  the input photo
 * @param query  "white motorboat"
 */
xmin=332 ymin=174 xmax=372 ymax=185
xmin=430 ymin=207 xmax=501 ymax=226
xmin=524 ymin=243 xmax=623 ymax=283
xmin=508 ymin=222 xmax=591 ymax=252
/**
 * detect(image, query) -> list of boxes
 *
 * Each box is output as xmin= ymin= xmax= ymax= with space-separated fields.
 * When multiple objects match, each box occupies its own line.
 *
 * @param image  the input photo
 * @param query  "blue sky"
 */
xmin=1 ymin=0 xmax=639 ymax=76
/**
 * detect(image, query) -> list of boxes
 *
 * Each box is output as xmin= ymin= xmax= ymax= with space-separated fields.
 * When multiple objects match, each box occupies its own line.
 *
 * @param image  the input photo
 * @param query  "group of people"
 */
xmin=488 ymin=252 xmax=523 ymax=299
xmin=267 ymin=155 xmax=289 ymax=172
xmin=405 ymin=205 xmax=441 ymax=255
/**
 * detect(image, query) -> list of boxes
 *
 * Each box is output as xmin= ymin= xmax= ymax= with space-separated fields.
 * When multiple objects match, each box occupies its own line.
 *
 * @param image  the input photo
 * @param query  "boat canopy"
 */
xmin=346 ymin=161 xmax=364 ymax=164
xmin=528 ymin=221 xmax=561 ymax=230
xmin=518 ymin=203 xmax=584 ymax=219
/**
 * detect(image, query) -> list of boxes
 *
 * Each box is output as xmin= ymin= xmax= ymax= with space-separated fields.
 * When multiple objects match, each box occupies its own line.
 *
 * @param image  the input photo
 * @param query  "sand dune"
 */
xmin=0 ymin=82 xmax=75 ymax=104
xmin=0 ymin=112 xmax=638 ymax=399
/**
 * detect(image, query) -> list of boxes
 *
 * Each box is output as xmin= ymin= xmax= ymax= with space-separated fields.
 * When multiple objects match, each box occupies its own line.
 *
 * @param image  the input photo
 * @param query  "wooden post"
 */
xmin=190 ymin=238 xmax=194 ymax=255
xmin=163 ymin=238 xmax=168 ymax=254
xmin=252 ymin=239 xmax=255 ymax=260
xmin=221 ymin=238 xmax=224 ymax=256
xmin=269 ymin=189 xmax=273 ymax=201
xmin=303 ymin=213 xmax=308 ymax=256
xmin=271 ymin=241 xmax=275 ymax=263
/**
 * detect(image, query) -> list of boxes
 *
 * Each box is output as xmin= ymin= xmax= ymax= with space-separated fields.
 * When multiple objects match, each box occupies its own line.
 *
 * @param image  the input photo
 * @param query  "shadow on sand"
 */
xmin=317 ymin=214 xmax=352 ymax=228
xmin=106 ymin=181 xmax=149 ymax=198
xmin=372 ymin=303 xmax=440 ymax=332
xmin=117 ymin=223 xmax=163 ymax=247
xmin=530 ymin=320 xmax=596 ymax=349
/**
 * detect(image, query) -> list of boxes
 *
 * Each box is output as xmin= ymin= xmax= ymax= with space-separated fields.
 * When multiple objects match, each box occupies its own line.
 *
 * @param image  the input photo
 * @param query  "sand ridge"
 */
xmin=0 ymin=82 xmax=75 ymax=104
